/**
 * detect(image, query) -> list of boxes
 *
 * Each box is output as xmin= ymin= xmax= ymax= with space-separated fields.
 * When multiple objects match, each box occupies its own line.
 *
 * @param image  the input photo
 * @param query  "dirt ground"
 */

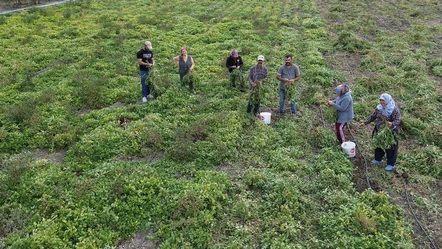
xmin=0 ymin=0 xmax=69 ymax=14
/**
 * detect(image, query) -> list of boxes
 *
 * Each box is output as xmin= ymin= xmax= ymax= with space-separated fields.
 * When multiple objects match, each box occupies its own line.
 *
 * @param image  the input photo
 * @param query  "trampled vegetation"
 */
xmin=1 ymin=0 xmax=441 ymax=248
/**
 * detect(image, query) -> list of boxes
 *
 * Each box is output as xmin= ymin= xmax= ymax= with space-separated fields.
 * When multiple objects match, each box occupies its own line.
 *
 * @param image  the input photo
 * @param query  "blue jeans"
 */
xmin=279 ymin=88 xmax=296 ymax=114
xmin=140 ymin=70 xmax=150 ymax=97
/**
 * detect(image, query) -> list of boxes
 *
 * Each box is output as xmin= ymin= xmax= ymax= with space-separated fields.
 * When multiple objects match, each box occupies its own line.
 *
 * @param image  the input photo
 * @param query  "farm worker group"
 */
xmin=136 ymin=41 xmax=401 ymax=171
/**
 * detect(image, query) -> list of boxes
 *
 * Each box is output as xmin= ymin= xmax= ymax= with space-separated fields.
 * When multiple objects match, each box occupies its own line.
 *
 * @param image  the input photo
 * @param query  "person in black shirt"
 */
xmin=136 ymin=41 xmax=155 ymax=103
xmin=226 ymin=49 xmax=245 ymax=90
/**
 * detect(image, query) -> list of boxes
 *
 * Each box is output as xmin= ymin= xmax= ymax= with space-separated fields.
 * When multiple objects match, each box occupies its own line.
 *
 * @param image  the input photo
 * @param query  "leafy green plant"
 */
xmin=372 ymin=125 xmax=397 ymax=152
xmin=333 ymin=31 xmax=370 ymax=52
xmin=229 ymin=69 xmax=245 ymax=90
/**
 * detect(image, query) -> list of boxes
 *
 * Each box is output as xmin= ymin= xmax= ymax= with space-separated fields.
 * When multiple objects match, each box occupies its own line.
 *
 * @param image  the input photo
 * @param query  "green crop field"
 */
xmin=1 ymin=0 xmax=441 ymax=248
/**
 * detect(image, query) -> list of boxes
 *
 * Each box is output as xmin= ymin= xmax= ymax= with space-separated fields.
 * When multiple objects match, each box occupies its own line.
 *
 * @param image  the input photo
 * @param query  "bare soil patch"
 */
xmin=117 ymin=229 xmax=159 ymax=249
xmin=33 ymin=149 xmax=66 ymax=163
xmin=0 ymin=0 xmax=71 ymax=14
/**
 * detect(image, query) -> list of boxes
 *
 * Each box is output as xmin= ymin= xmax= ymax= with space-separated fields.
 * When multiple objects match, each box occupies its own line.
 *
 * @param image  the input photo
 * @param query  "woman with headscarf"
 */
xmin=225 ymin=49 xmax=245 ymax=90
xmin=173 ymin=47 xmax=196 ymax=93
xmin=359 ymin=93 xmax=401 ymax=171
xmin=327 ymin=84 xmax=354 ymax=144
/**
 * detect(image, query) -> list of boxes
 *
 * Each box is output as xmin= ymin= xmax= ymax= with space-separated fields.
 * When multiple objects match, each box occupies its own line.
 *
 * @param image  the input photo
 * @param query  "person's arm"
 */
xmin=390 ymin=108 xmax=401 ymax=128
xmin=238 ymin=56 xmax=244 ymax=69
xmin=189 ymin=57 xmax=195 ymax=71
xmin=364 ymin=109 xmax=378 ymax=125
xmin=276 ymin=66 xmax=288 ymax=83
xmin=172 ymin=56 xmax=180 ymax=67
xmin=137 ymin=58 xmax=152 ymax=67
xmin=359 ymin=109 xmax=377 ymax=128
xmin=288 ymin=67 xmax=301 ymax=84
xmin=226 ymin=57 xmax=235 ymax=69
xmin=248 ymin=68 xmax=254 ymax=86
xmin=276 ymin=74 xmax=289 ymax=83
xmin=332 ymin=97 xmax=351 ymax=111
xmin=150 ymin=57 xmax=155 ymax=67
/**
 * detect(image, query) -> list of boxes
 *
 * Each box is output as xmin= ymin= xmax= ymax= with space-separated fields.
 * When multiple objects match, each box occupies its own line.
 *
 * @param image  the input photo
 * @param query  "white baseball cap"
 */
xmin=257 ymin=55 xmax=265 ymax=61
xmin=144 ymin=41 xmax=152 ymax=50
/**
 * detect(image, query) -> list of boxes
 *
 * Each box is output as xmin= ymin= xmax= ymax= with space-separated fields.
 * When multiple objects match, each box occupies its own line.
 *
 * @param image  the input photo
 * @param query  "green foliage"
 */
xmin=144 ymin=68 xmax=170 ymax=97
xmin=229 ymin=69 xmax=245 ymax=90
xmin=248 ymin=80 xmax=263 ymax=105
xmin=182 ymin=71 xmax=198 ymax=89
xmin=400 ymin=146 xmax=442 ymax=178
xmin=334 ymin=31 xmax=370 ymax=52
xmin=372 ymin=125 xmax=397 ymax=152
xmin=69 ymin=70 xmax=108 ymax=110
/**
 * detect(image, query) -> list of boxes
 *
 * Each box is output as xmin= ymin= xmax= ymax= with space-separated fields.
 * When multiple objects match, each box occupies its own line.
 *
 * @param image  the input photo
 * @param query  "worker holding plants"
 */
xmin=173 ymin=47 xmax=196 ymax=94
xmin=247 ymin=55 xmax=268 ymax=116
xmin=226 ymin=49 xmax=245 ymax=91
xmin=276 ymin=54 xmax=301 ymax=116
xmin=359 ymin=93 xmax=401 ymax=171
xmin=136 ymin=41 xmax=155 ymax=103
xmin=327 ymin=84 xmax=354 ymax=144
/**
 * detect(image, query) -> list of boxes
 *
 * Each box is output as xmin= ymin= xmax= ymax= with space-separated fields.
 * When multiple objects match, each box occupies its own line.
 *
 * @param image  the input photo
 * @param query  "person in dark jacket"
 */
xmin=226 ymin=49 xmax=245 ymax=89
xmin=359 ymin=93 xmax=401 ymax=171
xmin=327 ymin=84 xmax=354 ymax=144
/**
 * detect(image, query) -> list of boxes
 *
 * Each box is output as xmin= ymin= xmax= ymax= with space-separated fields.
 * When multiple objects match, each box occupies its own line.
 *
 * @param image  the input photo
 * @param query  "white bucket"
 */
xmin=259 ymin=112 xmax=271 ymax=125
xmin=341 ymin=141 xmax=356 ymax=157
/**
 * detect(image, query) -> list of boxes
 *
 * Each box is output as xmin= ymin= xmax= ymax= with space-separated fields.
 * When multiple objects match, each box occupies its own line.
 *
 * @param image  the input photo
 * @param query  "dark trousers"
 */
xmin=375 ymin=142 xmax=398 ymax=166
xmin=247 ymin=102 xmax=259 ymax=116
xmin=180 ymin=73 xmax=194 ymax=90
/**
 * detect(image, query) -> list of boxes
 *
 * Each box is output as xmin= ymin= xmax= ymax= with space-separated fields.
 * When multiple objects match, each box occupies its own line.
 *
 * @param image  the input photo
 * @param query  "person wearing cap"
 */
xmin=226 ymin=49 xmax=245 ymax=90
xmin=247 ymin=55 xmax=268 ymax=116
xmin=327 ymin=84 xmax=354 ymax=144
xmin=359 ymin=93 xmax=401 ymax=171
xmin=173 ymin=47 xmax=196 ymax=93
xmin=276 ymin=54 xmax=301 ymax=115
xmin=136 ymin=41 xmax=155 ymax=103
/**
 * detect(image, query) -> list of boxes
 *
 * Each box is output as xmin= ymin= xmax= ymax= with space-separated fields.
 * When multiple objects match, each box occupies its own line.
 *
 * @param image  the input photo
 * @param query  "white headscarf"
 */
xmin=377 ymin=93 xmax=396 ymax=116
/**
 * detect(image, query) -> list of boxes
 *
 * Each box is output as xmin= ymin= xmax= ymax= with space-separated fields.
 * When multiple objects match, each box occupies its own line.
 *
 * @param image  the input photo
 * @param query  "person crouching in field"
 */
xmin=173 ymin=47 xmax=196 ymax=94
xmin=359 ymin=93 xmax=401 ymax=171
xmin=327 ymin=84 xmax=354 ymax=144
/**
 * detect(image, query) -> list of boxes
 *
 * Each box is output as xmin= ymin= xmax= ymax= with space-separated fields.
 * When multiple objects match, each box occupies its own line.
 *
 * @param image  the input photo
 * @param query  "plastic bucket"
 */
xmin=259 ymin=112 xmax=271 ymax=125
xmin=341 ymin=141 xmax=356 ymax=157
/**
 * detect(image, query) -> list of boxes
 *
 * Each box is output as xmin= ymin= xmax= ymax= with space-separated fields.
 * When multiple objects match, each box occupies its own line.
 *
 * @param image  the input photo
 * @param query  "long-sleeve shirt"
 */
xmin=332 ymin=92 xmax=354 ymax=123
xmin=364 ymin=107 xmax=401 ymax=132
xmin=248 ymin=65 xmax=268 ymax=86
xmin=226 ymin=55 xmax=244 ymax=73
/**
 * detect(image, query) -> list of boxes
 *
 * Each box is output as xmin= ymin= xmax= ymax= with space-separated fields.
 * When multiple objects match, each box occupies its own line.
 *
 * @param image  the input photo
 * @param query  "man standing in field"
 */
xmin=137 ymin=41 xmax=155 ymax=103
xmin=276 ymin=54 xmax=300 ymax=116
xmin=247 ymin=55 xmax=268 ymax=116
